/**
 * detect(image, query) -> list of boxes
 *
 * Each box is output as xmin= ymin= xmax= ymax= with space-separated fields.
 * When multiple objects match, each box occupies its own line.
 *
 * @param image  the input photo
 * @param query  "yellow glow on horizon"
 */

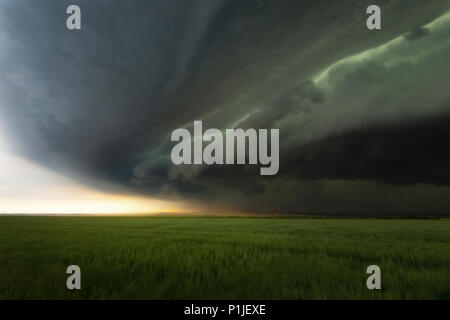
xmin=0 ymin=132 xmax=188 ymax=214
xmin=0 ymin=190 xmax=185 ymax=214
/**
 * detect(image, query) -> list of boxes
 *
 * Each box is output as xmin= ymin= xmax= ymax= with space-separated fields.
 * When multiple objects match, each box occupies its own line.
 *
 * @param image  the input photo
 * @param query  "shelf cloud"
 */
xmin=1 ymin=0 xmax=450 ymax=213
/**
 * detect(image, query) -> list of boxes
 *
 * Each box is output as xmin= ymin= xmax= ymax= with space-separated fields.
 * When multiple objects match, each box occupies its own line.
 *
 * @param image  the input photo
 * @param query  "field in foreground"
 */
xmin=0 ymin=216 xmax=449 ymax=299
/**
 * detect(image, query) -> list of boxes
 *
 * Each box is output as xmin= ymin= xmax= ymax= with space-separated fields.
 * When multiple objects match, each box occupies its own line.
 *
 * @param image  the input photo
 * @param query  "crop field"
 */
xmin=0 ymin=216 xmax=449 ymax=299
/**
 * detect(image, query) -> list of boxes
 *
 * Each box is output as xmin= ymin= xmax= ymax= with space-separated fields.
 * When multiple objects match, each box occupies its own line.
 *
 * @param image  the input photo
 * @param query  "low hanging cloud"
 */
xmin=0 ymin=0 xmax=450 ymax=213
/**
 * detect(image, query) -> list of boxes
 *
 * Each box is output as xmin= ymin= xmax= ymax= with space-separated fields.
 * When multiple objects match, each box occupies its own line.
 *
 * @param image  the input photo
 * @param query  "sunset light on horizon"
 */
xmin=0 ymin=129 xmax=187 ymax=214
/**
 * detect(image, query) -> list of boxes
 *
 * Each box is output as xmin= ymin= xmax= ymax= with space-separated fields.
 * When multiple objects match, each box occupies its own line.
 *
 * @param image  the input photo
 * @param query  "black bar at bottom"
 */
xmin=0 ymin=300 xmax=445 ymax=318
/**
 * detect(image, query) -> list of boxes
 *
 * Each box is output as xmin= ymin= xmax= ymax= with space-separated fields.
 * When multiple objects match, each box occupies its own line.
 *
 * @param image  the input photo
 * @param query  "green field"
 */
xmin=0 ymin=216 xmax=449 ymax=299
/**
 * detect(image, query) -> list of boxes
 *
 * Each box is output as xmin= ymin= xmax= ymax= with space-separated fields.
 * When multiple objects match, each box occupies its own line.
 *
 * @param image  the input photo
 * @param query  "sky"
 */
xmin=0 ymin=0 xmax=450 ymax=214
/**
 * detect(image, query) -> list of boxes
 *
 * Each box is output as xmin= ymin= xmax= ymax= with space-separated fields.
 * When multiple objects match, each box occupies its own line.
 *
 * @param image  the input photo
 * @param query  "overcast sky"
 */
xmin=1 ymin=0 xmax=450 ymax=214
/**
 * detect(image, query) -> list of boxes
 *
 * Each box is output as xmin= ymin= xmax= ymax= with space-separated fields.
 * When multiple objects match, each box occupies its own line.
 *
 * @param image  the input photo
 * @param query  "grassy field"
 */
xmin=0 ymin=216 xmax=449 ymax=300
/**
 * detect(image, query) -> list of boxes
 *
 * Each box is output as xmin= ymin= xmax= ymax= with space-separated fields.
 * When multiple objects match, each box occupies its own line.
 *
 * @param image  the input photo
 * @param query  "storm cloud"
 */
xmin=1 ymin=0 xmax=450 ymax=213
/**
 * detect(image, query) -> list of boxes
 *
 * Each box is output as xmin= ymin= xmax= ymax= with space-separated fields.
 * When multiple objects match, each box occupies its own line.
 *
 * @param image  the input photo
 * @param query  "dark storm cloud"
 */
xmin=1 ymin=0 xmax=450 ymax=212
xmin=0 ymin=0 xmax=225 ymax=181
xmin=403 ymin=26 xmax=430 ymax=41
xmin=283 ymin=112 xmax=450 ymax=185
